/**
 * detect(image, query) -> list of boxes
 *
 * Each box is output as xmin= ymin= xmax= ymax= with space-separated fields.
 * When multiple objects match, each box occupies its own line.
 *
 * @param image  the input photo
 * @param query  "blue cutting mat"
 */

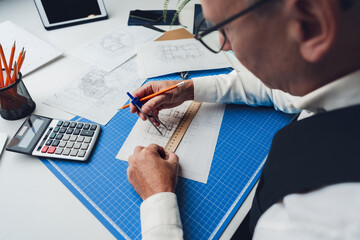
xmin=42 ymin=68 xmax=293 ymax=240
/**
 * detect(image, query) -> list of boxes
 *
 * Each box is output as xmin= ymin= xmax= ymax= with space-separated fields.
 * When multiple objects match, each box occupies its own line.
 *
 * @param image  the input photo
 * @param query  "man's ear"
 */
xmin=287 ymin=0 xmax=340 ymax=62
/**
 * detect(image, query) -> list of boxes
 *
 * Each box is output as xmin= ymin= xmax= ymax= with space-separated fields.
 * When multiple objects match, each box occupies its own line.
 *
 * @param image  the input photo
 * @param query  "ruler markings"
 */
xmin=164 ymin=101 xmax=202 ymax=153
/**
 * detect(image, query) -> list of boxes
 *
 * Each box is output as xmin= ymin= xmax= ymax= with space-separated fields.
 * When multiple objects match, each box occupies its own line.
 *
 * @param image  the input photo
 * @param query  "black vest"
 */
xmin=248 ymin=104 xmax=360 ymax=235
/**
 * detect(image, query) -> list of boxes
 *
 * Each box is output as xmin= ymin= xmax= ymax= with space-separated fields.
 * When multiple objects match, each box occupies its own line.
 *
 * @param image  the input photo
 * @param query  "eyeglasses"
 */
xmin=194 ymin=0 xmax=272 ymax=53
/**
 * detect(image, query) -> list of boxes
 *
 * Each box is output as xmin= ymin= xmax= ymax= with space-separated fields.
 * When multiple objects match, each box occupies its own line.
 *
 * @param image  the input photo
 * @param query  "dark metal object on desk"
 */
xmin=0 ymin=70 xmax=36 ymax=120
xmin=180 ymin=71 xmax=189 ymax=80
xmin=143 ymin=23 xmax=166 ymax=33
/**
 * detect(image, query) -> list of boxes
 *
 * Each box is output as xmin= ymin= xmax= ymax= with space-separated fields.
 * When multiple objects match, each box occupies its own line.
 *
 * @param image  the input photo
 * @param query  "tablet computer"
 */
xmin=34 ymin=0 xmax=108 ymax=30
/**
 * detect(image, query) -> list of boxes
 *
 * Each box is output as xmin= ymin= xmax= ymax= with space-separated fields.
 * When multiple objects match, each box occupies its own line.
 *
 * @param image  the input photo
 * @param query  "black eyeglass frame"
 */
xmin=195 ymin=0 xmax=272 ymax=53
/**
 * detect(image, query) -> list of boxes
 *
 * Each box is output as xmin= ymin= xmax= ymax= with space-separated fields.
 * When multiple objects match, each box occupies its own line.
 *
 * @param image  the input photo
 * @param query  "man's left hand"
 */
xmin=127 ymin=144 xmax=179 ymax=200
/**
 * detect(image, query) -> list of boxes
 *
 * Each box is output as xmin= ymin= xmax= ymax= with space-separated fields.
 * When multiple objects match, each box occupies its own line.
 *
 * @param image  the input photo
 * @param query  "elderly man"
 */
xmin=127 ymin=0 xmax=360 ymax=239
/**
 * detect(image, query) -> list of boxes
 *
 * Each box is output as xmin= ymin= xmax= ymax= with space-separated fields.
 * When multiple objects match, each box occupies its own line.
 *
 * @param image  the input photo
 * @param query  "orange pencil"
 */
xmin=8 ymin=41 xmax=15 ymax=70
xmin=0 ymin=57 xmax=4 ymax=88
xmin=11 ymin=49 xmax=23 ymax=84
xmin=0 ymin=44 xmax=12 ymax=86
xmin=121 ymin=81 xmax=185 ymax=109
xmin=18 ymin=50 xmax=25 ymax=72
xmin=18 ymin=47 xmax=24 ymax=61
xmin=13 ymin=61 xmax=18 ymax=82
xmin=16 ymin=47 xmax=24 ymax=68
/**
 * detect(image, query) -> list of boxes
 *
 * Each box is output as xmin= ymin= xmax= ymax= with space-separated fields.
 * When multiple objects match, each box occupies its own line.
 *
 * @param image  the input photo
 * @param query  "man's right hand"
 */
xmin=130 ymin=80 xmax=194 ymax=125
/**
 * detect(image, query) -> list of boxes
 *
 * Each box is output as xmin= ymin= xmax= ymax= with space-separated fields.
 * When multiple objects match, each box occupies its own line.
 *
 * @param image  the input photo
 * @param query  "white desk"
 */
xmin=0 ymin=1 xmax=254 ymax=239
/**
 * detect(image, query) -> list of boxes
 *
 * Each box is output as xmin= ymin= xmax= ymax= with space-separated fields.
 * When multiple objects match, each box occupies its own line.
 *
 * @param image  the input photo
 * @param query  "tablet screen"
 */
xmin=40 ymin=0 xmax=102 ymax=24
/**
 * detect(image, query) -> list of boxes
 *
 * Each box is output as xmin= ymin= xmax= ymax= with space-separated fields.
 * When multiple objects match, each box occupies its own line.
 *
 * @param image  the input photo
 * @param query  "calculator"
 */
xmin=6 ymin=114 xmax=101 ymax=161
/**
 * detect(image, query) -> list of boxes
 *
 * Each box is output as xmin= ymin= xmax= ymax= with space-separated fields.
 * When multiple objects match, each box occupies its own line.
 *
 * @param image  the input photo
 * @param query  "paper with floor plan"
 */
xmin=70 ymin=25 xmax=163 ymax=72
xmin=0 ymin=21 xmax=63 ymax=76
xmin=136 ymin=38 xmax=231 ymax=78
xmin=43 ymin=58 xmax=145 ymax=125
xmin=117 ymin=102 xmax=225 ymax=183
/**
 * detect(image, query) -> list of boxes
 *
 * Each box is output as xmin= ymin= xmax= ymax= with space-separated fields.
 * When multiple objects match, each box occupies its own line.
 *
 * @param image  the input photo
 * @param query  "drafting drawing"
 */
xmin=159 ymin=43 xmax=204 ymax=62
xmin=146 ymin=121 xmax=174 ymax=137
xmin=80 ymin=69 xmax=112 ymax=99
xmin=44 ymin=58 xmax=146 ymax=125
xmin=144 ymin=107 xmax=186 ymax=137
xmin=117 ymin=102 xmax=190 ymax=156
xmin=70 ymin=25 xmax=162 ymax=72
xmin=97 ymin=32 xmax=128 ymax=53
xmin=136 ymin=38 xmax=231 ymax=78
xmin=116 ymin=102 xmax=226 ymax=183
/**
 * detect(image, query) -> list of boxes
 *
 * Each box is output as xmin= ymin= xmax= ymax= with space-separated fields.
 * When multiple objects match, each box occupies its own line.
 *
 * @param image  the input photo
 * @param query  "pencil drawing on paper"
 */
xmin=146 ymin=123 xmax=174 ymax=137
xmin=80 ymin=69 xmax=112 ymax=100
xmin=97 ymin=32 xmax=129 ymax=53
xmin=145 ymin=107 xmax=186 ymax=137
xmin=116 ymin=101 xmax=225 ymax=183
xmin=158 ymin=43 xmax=204 ymax=62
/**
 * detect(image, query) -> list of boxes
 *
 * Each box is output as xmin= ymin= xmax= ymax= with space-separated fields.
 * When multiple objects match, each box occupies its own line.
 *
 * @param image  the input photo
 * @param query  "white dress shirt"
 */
xmin=140 ymin=68 xmax=360 ymax=240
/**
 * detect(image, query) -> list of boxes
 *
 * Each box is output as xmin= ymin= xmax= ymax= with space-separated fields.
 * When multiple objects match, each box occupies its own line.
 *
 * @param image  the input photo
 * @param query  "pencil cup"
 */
xmin=0 ymin=69 xmax=36 ymax=120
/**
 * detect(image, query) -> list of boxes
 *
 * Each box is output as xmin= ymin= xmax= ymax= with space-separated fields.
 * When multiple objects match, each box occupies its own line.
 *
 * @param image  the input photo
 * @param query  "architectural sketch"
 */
xmin=159 ymin=43 xmax=204 ymax=62
xmin=70 ymin=25 xmax=162 ymax=72
xmin=80 ymin=69 xmax=112 ymax=99
xmin=136 ymin=38 xmax=231 ymax=78
xmin=117 ymin=102 xmax=190 ymax=155
xmin=116 ymin=102 xmax=226 ymax=183
xmin=43 ymin=58 xmax=146 ymax=125
xmin=98 ymin=32 xmax=128 ymax=53
xmin=145 ymin=104 xmax=188 ymax=136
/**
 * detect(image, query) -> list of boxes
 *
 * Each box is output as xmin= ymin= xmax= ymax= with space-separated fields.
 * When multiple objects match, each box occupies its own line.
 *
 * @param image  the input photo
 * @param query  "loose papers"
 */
xmin=117 ymin=102 xmax=226 ymax=184
xmin=43 ymin=58 xmax=145 ymax=125
xmin=0 ymin=21 xmax=63 ymax=76
xmin=70 ymin=25 xmax=163 ymax=72
xmin=136 ymin=38 xmax=231 ymax=78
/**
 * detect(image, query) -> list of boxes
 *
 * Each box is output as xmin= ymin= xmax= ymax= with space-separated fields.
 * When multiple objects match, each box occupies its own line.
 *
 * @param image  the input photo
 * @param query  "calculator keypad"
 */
xmin=33 ymin=119 xmax=100 ymax=161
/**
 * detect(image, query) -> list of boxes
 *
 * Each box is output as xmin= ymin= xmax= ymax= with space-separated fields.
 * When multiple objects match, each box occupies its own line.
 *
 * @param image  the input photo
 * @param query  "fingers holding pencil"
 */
xmin=128 ymin=80 xmax=195 ymax=122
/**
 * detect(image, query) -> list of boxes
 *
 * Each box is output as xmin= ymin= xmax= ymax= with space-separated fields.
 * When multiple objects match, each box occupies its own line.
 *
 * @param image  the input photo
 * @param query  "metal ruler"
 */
xmin=165 ymin=101 xmax=202 ymax=153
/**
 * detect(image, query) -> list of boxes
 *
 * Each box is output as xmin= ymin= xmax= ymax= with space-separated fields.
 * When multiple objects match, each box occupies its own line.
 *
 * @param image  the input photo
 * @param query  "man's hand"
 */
xmin=127 ymin=144 xmax=179 ymax=200
xmin=130 ymin=80 xmax=194 ymax=125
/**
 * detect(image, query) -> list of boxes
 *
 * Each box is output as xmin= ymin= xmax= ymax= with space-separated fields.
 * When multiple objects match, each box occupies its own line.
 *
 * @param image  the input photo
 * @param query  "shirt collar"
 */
xmin=292 ymin=69 xmax=360 ymax=114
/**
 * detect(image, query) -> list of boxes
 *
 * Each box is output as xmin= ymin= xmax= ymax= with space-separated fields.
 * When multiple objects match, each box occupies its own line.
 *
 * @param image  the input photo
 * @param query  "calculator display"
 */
xmin=18 ymin=119 xmax=44 ymax=148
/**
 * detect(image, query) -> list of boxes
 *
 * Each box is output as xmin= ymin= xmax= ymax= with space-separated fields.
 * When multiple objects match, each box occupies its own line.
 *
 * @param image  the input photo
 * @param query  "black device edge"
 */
xmin=33 ymin=0 xmax=109 ymax=31
xmin=6 ymin=114 xmax=52 ymax=155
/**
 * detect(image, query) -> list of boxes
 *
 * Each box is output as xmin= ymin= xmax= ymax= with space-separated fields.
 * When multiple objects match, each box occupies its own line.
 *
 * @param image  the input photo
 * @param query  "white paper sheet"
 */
xmin=43 ymin=58 xmax=145 ymax=125
xmin=0 ymin=21 xmax=63 ymax=76
xmin=70 ymin=25 xmax=163 ymax=72
xmin=136 ymin=38 xmax=231 ymax=78
xmin=116 ymin=102 xmax=225 ymax=183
